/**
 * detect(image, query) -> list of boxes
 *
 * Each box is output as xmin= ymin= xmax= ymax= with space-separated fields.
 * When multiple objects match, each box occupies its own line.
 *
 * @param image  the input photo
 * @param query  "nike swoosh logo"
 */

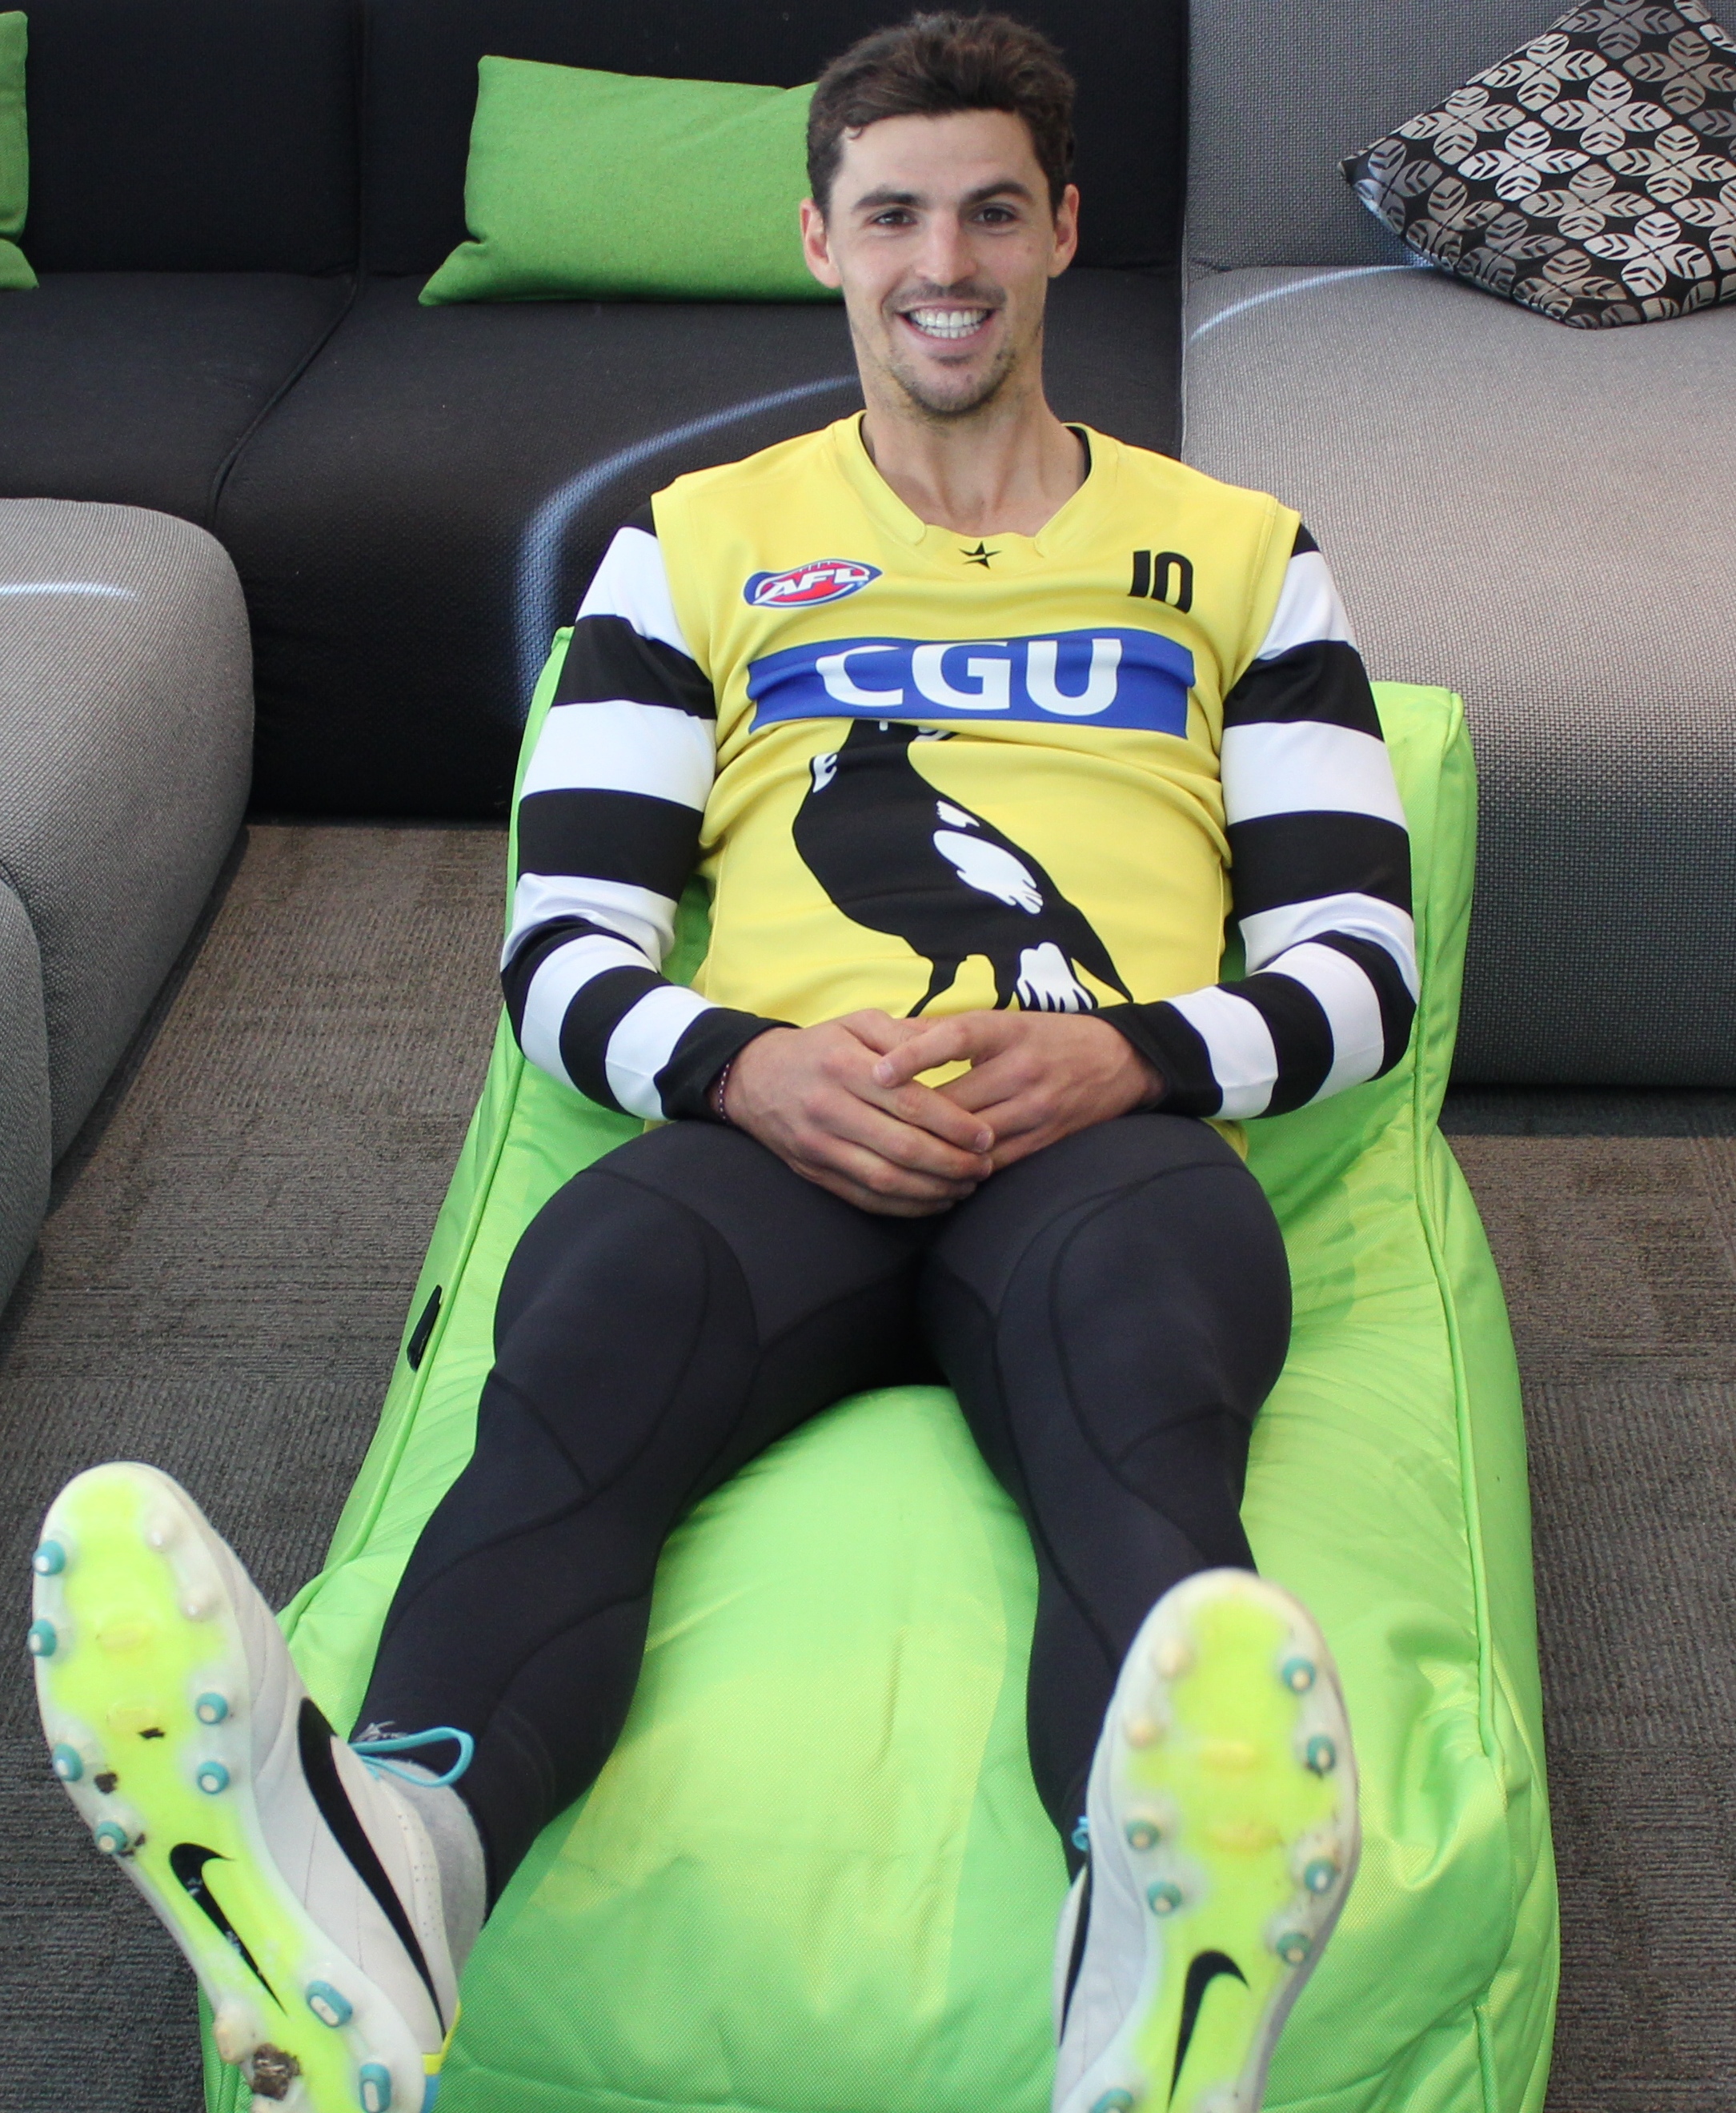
xmin=296 ymin=1698 xmax=444 ymax=2023
xmin=170 ymin=1842 xmax=277 ymax=2001
xmin=1058 ymin=1861 xmax=1093 ymax=2035
xmin=1171 ymin=1949 xmax=1248 ymax=2099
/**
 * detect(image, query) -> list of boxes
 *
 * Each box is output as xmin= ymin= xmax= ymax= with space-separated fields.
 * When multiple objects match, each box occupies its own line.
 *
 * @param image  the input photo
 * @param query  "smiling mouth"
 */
xmin=900 ymin=305 xmax=996 ymax=342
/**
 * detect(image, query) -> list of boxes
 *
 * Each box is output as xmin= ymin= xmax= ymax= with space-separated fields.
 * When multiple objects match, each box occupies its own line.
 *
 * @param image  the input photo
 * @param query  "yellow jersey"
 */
xmin=655 ymin=417 xmax=1297 ymax=1029
xmin=502 ymin=418 xmax=1415 ymax=1129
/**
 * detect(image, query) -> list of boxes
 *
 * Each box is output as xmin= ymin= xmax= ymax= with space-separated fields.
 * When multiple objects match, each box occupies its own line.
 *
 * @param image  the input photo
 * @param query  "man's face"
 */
xmin=801 ymin=110 xmax=1078 ymax=423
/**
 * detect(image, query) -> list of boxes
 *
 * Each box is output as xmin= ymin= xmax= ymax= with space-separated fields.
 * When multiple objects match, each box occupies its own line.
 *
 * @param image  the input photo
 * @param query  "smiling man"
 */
xmin=32 ymin=17 xmax=1413 ymax=2113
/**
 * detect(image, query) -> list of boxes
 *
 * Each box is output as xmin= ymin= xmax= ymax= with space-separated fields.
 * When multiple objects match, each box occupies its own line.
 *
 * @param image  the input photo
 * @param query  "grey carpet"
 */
xmin=0 ymin=825 xmax=1731 ymax=2111
xmin=0 ymin=823 xmax=503 ymax=2113
xmin=1442 ymin=1093 xmax=1736 ymax=2112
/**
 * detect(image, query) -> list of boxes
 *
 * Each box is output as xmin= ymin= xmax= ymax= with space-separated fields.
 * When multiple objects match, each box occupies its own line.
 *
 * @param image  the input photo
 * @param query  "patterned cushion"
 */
xmin=1343 ymin=0 xmax=1736 ymax=326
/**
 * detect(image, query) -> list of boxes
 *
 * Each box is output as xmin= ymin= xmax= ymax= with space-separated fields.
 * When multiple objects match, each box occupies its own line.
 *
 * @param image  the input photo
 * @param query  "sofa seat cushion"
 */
xmin=0 ymin=499 xmax=252 ymax=1152
xmin=215 ymin=267 xmax=1179 ymax=818
xmin=1182 ymin=263 xmax=1736 ymax=1085
xmin=0 ymin=876 xmax=50 ymax=1310
xmin=0 ymin=274 xmax=351 ymax=524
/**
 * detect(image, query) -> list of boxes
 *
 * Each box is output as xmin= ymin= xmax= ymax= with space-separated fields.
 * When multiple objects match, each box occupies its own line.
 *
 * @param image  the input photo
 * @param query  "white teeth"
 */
xmin=906 ymin=307 xmax=991 ymax=339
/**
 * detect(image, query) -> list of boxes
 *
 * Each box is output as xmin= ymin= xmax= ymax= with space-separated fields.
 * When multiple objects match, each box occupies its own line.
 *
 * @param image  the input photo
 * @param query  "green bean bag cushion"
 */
xmin=205 ymin=666 xmax=1557 ymax=2113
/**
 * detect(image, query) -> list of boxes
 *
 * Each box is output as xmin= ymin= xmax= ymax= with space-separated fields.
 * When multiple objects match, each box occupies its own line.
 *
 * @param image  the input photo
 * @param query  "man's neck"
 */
xmin=858 ymin=371 xmax=1087 ymax=539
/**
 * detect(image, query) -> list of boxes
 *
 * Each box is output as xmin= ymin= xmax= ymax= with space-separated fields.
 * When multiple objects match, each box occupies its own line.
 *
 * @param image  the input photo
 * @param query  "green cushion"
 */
xmin=421 ymin=60 xmax=832 ymax=306
xmin=205 ymin=667 xmax=1557 ymax=2113
xmin=0 ymin=12 xmax=34 ymax=291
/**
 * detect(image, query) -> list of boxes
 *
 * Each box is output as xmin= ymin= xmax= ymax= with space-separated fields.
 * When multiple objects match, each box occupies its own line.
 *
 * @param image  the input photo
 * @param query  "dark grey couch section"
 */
xmin=0 ymin=0 xmax=360 ymax=524
xmin=0 ymin=0 xmax=1189 ymax=818
xmin=1181 ymin=0 xmax=1736 ymax=1085
xmin=0 ymin=277 xmax=352 ymax=525
xmin=217 ymin=268 xmax=1178 ymax=815
xmin=0 ymin=503 xmax=252 ymax=1161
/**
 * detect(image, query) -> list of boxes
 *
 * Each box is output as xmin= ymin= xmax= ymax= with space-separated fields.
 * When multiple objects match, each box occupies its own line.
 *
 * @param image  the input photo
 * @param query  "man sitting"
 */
xmin=30 ymin=15 xmax=1413 ymax=2112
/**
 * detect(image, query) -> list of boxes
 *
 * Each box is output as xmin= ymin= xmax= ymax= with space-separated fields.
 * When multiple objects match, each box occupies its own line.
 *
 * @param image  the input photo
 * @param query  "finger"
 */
xmin=984 ymin=1125 xmax=1061 ymax=1176
xmin=787 ymin=1155 xmax=961 ymax=1217
xmin=932 ymin=1054 xmax=1032 ymax=1115
xmin=946 ymin=1091 xmax=1048 ymax=1143
xmin=870 ymin=1016 xmax=1000 ymax=1088
xmin=794 ymin=1128 xmax=980 ymax=1205
xmin=778 ymin=1085 xmax=986 ymax=1186
xmin=822 ymin=1096 xmax=992 ymax=1182
xmin=876 ymin=1078 xmax=996 ymax=1153
xmin=837 ymin=1010 xmax=930 ymax=1055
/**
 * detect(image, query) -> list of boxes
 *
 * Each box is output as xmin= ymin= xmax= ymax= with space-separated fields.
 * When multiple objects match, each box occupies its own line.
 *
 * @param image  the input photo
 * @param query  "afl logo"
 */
xmin=744 ymin=559 xmax=881 ymax=609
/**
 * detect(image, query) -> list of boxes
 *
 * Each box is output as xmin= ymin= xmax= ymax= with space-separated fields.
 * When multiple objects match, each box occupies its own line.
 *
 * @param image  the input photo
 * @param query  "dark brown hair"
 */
xmin=807 ymin=13 xmax=1076 ymax=215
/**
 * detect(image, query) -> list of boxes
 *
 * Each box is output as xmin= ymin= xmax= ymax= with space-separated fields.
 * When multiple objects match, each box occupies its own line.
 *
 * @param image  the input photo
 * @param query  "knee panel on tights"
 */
xmin=1047 ymin=1166 xmax=1289 ymax=1475
xmin=491 ymin=1167 xmax=759 ymax=1498
xmin=924 ymin=1121 xmax=1291 ymax=1610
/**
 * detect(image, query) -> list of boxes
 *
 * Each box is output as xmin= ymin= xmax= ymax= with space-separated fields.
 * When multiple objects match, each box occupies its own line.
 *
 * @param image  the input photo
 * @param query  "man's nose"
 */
xmin=912 ymin=215 xmax=975 ymax=291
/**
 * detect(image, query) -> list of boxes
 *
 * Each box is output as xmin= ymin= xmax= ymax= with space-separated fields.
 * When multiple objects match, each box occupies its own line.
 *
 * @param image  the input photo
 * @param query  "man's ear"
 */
xmin=800 ymin=198 xmax=844 ymax=290
xmin=1048 ymin=182 xmax=1080 ymax=279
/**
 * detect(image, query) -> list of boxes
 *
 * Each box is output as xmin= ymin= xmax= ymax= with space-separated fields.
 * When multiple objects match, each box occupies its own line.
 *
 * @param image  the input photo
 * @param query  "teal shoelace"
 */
xmin=351 ymin=1726 xmax=475 ymax=1789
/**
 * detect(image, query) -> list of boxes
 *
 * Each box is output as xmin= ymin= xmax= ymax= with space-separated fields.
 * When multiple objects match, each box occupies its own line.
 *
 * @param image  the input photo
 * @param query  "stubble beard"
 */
xmin=860 ymin=292 xmax=1038 ymax=427
xmin=884 ymin=331 xmax=1020 ymax=423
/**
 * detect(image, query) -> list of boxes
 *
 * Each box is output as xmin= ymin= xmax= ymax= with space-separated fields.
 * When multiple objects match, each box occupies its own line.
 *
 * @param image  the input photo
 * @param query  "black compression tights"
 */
xmin=358 ymin=1113 xmax=1291 ymax=1898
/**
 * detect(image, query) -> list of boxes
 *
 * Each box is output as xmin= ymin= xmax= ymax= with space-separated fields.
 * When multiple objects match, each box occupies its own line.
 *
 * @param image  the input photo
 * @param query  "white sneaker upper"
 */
xmin=32 ymin=1461 xmax=464 ymax=2113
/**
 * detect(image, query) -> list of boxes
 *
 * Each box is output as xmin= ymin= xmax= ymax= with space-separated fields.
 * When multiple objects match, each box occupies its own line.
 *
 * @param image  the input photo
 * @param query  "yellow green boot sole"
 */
xmin=1055 ymin=1569 xmax=1359 ymax=2113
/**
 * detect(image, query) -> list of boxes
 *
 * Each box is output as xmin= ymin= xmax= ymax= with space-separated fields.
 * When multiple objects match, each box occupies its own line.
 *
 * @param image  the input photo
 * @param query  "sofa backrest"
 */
xmin=1186 ymin=0 xmax=1561 ymax=271
xmin=359 ymin=0 xmax=1188 ymax=275
xmin=21 ymin=0 xmax=359 ymax=273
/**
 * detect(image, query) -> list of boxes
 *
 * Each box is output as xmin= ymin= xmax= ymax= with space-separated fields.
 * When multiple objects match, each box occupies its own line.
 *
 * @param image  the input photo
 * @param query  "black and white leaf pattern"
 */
xmin=1460 ymin=117 xmax=1589 ymax=194
xmin=1607 ymin=121 xmax=1735 ymax=196
xmin=1485 ymin=32 xmax=1609 ymax=109
xmin=1343 ymin=0 xmax=1736 ymax=326
xmin=1560 ymin=2 xmax=1686 ymax=59
xmin=1395 ymin=84 xmax=1526 ymax=163
xmin=1539 ymin=66 xmax=1674 ymax=151
xmin=1527 ymin=162 xmax=1653 ymax=235
xmin=1674 ymin=180 xmax=1736 ymax=260
xmin=1623 ymin=27 xmax=1736 ymax=110
xmin=1585 ymin=205 xmax=1714 ymax=290
xmin=1411 ymin=172 xmax=1505 ymax=260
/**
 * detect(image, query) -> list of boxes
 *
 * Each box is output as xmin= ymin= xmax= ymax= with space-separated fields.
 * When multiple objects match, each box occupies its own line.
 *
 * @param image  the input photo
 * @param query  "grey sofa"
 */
xmin=0 ymin=501 xmax=252 ymax=1304
xmin=1181 ymin=0 xmax=1736 ymax=1085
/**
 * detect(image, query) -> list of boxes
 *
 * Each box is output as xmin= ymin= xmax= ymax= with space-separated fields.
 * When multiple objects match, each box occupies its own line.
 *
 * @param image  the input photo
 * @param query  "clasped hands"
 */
xmin=720 ymin=1008 xmax=1164 ymax=1217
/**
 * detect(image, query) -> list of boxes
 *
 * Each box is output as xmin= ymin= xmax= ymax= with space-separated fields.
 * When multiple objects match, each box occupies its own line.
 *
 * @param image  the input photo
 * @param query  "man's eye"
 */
xmin=871 ymin=210 xmax=916 ymax=227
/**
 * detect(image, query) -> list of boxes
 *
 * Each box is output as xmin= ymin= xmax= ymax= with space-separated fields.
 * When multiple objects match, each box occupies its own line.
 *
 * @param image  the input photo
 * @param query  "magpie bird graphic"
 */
xmin=792 ymin=718 xmax=1132 ymax=1015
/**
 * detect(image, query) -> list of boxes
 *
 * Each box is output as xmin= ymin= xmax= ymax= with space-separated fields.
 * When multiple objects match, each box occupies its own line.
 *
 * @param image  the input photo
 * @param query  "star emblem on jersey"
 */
xmin=959 ymin=541 xmax=1000 ymax=567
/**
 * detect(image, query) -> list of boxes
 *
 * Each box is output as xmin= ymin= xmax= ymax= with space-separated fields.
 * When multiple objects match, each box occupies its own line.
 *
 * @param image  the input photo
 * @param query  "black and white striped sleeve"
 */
xmin=501 ymin=519 xmax=784 ymax=1120
xmin=1101 ymin=526 xmax=1419 ymax=1119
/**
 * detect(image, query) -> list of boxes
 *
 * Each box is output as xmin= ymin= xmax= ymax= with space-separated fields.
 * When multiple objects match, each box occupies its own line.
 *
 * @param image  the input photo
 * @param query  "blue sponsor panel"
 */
xmin=747 ymin=627 xmax=1195 ymax=734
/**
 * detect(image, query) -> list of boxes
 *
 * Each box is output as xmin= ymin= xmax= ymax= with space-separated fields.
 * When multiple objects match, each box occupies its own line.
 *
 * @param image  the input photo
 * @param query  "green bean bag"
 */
xmin=204 ymin=664 xmax=1557 ymax=2113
